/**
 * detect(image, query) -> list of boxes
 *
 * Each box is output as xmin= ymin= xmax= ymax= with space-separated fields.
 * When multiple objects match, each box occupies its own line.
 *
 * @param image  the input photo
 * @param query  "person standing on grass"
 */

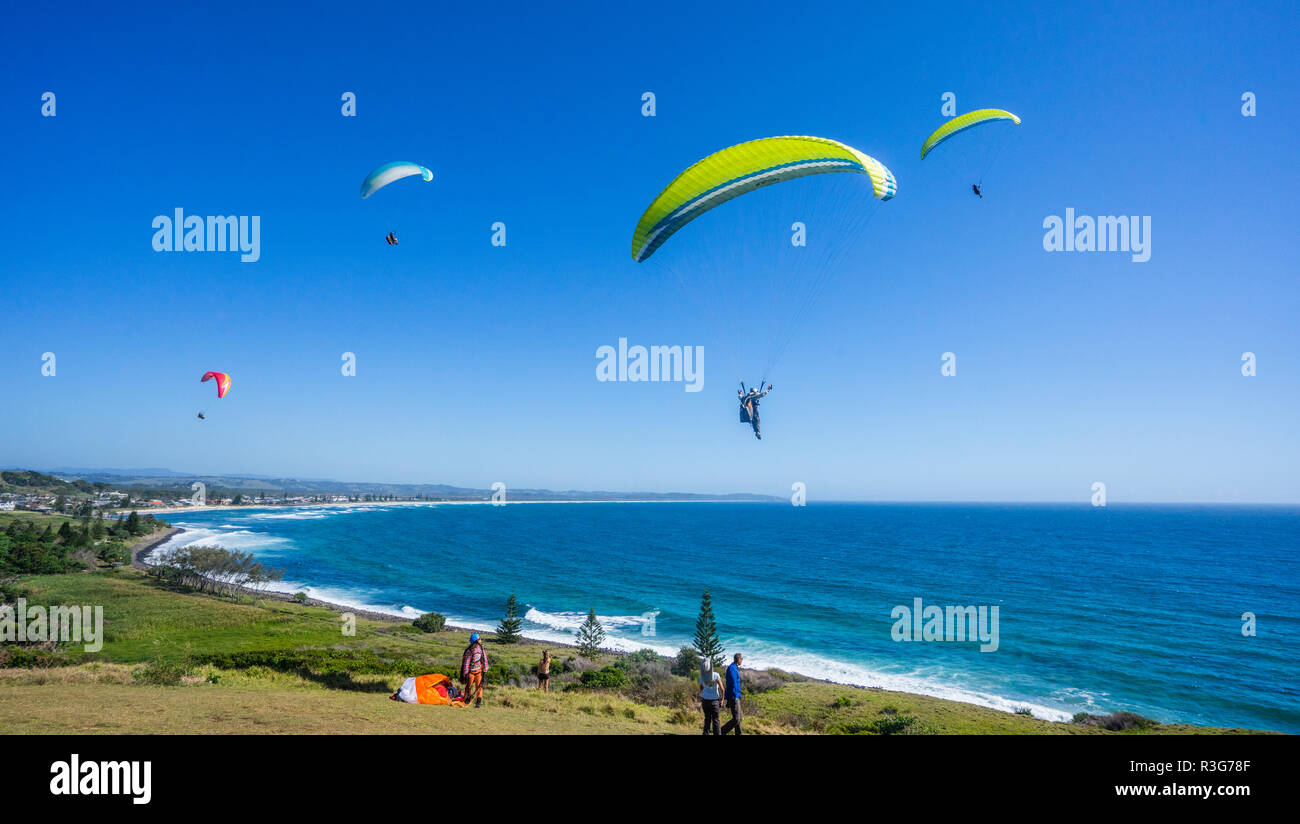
xmin=460 ymin=633 xmax=490 ymax=708
xmin=537 ymin=650 xmax=551 ymax=693
xmin=721 ymin=652 xmax=744 ymax=735
xmin=699 ymin=658 xmax=724 ymax=735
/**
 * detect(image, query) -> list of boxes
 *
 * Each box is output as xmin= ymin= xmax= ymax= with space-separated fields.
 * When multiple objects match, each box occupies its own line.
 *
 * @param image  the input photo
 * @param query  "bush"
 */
xmin=671 ymin=646 xmax=701 ymax=677
xmin=0 ymin=582 xmax=30 ymax=603
xmin=134 ymin=660 xmax=189 ymax=686
xmin=0 ymin=646 xmax=66 ymax=668
xmin=624 ymin=648 xmax=661 ymax=666
xmin=832 ymin=695 xmax=853 ymax=708
xmin=412 ymin=612 xmax=446 ymax=633
xmin=579 ymin=665 xmax=629 ymax=690
xmin=1071 ymin=711 xmax=1159 ymax=731
xmin=195 ymin=648 xmax=428 ymax=677
xmin=486 ymin=662 xmax=529 ymax=687
xmin=739 ymin=669 xmax=788 ymax=694
xmin=828 ymin=714 xmax=925 ymax=735
xmin=98 ymin=542 xmax=130 ymax=566
xmin=292 ymin=592 xmax=308 ymax=604
xmin=1014 ymin=706 xmax=1034 ymax=717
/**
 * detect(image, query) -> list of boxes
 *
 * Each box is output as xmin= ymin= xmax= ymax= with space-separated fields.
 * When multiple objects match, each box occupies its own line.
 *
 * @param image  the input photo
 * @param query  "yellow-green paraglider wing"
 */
xmin=631 ymin=136 xmax=897 ymax=262
xmin=920 ymin=109 xmax=1021 ymax=160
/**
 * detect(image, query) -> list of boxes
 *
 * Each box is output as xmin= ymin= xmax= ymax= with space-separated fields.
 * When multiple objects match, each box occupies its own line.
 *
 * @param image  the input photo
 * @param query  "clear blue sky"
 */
xmin=2 ymin=0 xmax=1296 ymax=501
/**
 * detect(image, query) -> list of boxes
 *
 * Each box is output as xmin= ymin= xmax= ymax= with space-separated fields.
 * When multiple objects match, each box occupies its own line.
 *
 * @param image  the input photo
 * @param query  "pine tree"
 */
xmin=497 ymin=592 xmax=523 ymax=643
xmin=693 ymin=589 xmax=725 ymax=670
xmin=576 ymin=608 xmax=606 ymax=659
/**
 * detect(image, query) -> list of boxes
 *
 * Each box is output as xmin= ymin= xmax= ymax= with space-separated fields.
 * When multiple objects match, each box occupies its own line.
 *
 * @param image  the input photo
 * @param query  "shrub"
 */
xmin=292 ymin=592 xmax=308 ymax=604
xmin=671 ymin=647 xmax=701 ymax=677
xmin=828 ymin=714 xmax=924 ymax=735
xmin=739 ymin=669 xmax=787 ymax=694
xmin=579 ymin=665 xmax=628 ymax=690
xmin=1014 ymin=706 xmax=1034 ymax=717
xmin=624 ymin=648 xmax=661 ymax=666
xmin=1071 ymin=711 xmax=1159 ymax=731
xmin=832 ymin=695 xmax=853 ymax=708
xmin=412 ymin=612 xmax=446 ymax=633
xmin=194 ymin=648 xmax=428 ymax=677
xmin=487 ymin=662 xmax=529 ymax=687
xmin=134 ymin=660 xmax=189 ymax=686
xmin=0 ymin=646 xmax=66 ymax=668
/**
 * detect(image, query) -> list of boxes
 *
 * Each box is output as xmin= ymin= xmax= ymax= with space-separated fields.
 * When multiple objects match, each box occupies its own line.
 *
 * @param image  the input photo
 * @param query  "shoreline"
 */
xmin=138 ymin=498 xmax=775 ymax=516
xmin=137 ymin=526 xmax=1061 ymax=721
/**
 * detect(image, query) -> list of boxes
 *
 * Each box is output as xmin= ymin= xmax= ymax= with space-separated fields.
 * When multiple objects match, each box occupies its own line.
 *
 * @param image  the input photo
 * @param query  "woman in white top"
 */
xmin=699 ymin=658 xmax=724 ymax=735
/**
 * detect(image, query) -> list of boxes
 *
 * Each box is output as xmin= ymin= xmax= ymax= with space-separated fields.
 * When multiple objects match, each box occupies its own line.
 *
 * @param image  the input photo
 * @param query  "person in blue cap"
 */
xmin=460 ymin=632 xmax=490 ymax=708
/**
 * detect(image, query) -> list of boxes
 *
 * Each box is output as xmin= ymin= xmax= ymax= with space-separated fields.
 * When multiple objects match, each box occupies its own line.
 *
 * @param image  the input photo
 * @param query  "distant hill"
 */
xmin=0 ymin=470 xmax=101 ymax=497
xmin=14 ymin=468 xmax=781 ymax=503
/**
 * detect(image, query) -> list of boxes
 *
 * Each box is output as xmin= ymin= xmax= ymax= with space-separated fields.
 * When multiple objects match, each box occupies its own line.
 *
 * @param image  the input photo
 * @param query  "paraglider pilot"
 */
xmin=971 ymin=183 xmax=982 ymax=198
xmin=385 ymin=232 xmax=399 ymax=245
xmin=738 ymin=382 xmax=773 ymax=440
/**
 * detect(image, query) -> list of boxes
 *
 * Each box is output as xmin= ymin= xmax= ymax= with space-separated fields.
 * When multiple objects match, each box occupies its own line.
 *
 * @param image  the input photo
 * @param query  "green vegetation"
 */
xmin=0 ymin=568 xmax=1275 ymax=735
xmin=496 ymin=592 xmax=523 ymax=643
xmin=413 ymin=612 xmax=446 ymax=633
xmin=576 ymin=608 xmax=605 ymax=659
xmin=692 ymin=589 xmax=724 ymax=669
xmin=145 ymin=544 xmax=283 ymax=597
xmin=0 ymin=510 xmax=169 ymax=576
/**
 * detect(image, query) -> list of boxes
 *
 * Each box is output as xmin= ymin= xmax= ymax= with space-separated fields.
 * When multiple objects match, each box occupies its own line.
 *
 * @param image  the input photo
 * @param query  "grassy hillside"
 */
xmin=0 ymin=568 xmax=1273 ymax=735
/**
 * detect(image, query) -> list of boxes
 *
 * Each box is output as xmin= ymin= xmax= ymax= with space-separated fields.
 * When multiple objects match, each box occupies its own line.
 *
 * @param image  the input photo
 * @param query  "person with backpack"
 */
xmin=460 ymin=633 xmax=490 ymax=708
xmin=699 ymin=658 xmax=724 ymax=735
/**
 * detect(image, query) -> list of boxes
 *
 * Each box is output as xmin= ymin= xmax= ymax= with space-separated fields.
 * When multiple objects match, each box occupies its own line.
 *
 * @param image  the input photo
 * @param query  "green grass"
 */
xmin=0 ymin=568 xmax=1276 ymax=735
xmin=0 ymin=511 xmax=86 ymax=532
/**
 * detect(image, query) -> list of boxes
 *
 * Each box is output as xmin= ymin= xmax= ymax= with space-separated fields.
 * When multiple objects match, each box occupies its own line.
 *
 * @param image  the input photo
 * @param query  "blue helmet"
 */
xmin=470 ymin=633 xmax=480 ymax=643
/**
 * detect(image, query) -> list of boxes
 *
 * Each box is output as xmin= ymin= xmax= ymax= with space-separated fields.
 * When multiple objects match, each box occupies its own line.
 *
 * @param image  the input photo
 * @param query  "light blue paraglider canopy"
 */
xmin=360 ymin=161 xmax=433 ymax=199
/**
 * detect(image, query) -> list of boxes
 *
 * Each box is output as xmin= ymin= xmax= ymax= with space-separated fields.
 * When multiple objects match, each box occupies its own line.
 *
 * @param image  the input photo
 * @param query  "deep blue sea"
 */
xmin=159 ymin=502 xmax=1300 ymax=732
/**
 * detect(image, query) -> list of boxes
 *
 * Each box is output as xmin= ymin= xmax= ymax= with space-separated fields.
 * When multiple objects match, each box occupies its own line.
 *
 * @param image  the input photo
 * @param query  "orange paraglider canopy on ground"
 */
xmin=392 ymin=673 xmax=465 ymax=706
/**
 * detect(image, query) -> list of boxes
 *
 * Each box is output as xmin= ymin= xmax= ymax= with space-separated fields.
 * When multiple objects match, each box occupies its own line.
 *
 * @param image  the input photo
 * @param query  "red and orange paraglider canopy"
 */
xmin=201 ymin=371 xmax=231 ymax=398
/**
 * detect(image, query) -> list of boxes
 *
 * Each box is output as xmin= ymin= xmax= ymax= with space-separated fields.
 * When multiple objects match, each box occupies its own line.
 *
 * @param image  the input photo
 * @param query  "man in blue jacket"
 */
xmin=722 ymin=652 xmax=744 ymax=735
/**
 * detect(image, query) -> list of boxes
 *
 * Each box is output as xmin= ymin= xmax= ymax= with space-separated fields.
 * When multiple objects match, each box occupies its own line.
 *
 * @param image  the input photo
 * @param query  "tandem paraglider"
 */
xmin=360 ymin=161 xmax=432 ymax=245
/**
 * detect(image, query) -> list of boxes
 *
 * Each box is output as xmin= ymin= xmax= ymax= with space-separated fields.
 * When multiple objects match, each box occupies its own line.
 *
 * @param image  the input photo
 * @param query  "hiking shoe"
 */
xmin=475 ymin=697 xmax=482 ymax=708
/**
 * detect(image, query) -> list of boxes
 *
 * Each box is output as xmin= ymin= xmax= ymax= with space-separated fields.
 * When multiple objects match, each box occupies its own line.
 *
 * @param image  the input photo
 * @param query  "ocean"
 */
xmin=155 ymin=502 xmax=1300 ymax=732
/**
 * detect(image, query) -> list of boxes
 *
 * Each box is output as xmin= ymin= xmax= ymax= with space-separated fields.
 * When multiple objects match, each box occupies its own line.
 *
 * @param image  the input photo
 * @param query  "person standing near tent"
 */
xmin=460 ymin=633 xmax=490 ymax=708
xmin=699 ymin=658 xmax=724 ymax=735
xmin=721 ymin=652 xmax=744 ymax=735
xmin=537 ymin=650 xmax=551 ymax=693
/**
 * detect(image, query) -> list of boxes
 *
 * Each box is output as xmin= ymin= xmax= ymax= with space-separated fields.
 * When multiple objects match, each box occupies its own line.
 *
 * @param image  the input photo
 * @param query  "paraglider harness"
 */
xmin=738 ymin=382 xmax=771 ymax=437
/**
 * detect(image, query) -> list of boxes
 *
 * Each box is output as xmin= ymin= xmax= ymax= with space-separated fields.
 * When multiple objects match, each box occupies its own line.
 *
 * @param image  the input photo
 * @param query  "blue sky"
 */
xmin=1 ymin=0 xmax=1296 ymax=501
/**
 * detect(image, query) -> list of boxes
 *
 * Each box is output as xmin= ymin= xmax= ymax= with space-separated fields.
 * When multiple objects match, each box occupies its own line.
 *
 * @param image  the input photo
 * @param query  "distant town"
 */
xmin=0 ymin=469 xmax=780 ymax=513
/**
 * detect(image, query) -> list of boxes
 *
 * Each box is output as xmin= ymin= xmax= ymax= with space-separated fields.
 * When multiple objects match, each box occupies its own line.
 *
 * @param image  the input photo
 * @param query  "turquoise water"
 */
xmin=159 ymin=502 xmax=1300 ymax=731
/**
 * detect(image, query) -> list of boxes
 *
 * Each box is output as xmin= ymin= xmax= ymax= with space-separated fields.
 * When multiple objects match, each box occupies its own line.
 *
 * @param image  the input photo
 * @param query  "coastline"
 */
xmin=129 ymin=513 xmax=1251 ymax=728
xmin=143 ymin=498 xmax=768 ymax=516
